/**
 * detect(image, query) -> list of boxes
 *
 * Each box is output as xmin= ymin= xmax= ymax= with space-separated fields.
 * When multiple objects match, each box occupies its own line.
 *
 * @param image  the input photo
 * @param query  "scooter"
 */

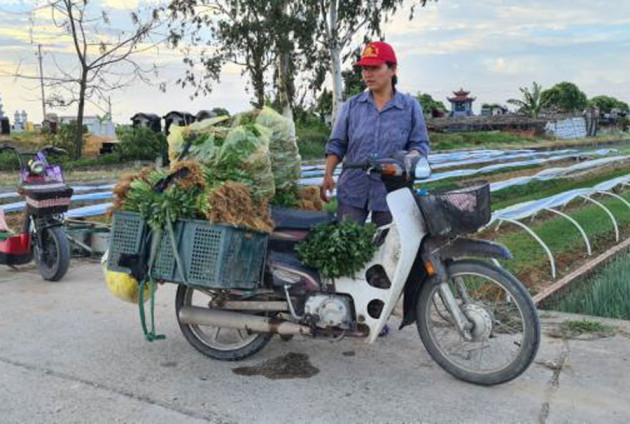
xmin=0 ymin=145 xmax=72 ymax=281
xmin=173 ymin=153 xmax=540 ymax=385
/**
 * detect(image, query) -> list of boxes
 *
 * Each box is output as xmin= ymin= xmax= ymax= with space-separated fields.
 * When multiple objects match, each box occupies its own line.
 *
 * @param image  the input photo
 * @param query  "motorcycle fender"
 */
xmin=399 ymin=238 xmax=512 ymax=329
xmin=438 ymin=238 xmax=512 ymax=261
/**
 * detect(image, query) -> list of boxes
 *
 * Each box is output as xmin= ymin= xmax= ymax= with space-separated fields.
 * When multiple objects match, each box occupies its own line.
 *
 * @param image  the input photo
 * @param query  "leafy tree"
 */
xmin=314 ymin=64 xmax=365 ymax=122
xmin=115 ymin=126 xmax=167 ymax=161
xmin=19 ymin=1 xmax=162 ymax=159
xmin=541 ymin=82 xmax=588 ymax=113
xmin=311 ymin=0 xmax=433 ymax=122
xmin=167 ymin=0 xmax=317 ymax=118
xmin=211 ymin=107 xmax=231 ymax=117
xmin=507 ymin=82 xmax=550 ymax=119
xmin=416 ymin=92 xmax=446 ymax=118
xmin=589 ymin=95 xmax=630 ymax=114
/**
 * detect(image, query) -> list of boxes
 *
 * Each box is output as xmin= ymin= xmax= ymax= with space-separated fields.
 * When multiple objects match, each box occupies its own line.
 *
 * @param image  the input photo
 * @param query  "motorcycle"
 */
xmin=0 ymin=145 xmax=72 ymax=281
xmin=173 ymin=153 xmax=540 ymax=386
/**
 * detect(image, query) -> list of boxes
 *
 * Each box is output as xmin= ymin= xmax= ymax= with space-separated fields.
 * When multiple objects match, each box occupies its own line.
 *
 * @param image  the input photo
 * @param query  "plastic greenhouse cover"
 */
xmin=298 ymin=149 xmax=616 ymax=186
xmin=490 ymin=156 xmax=628 ymax=191
xmin=299 ymin=148 xmax=583 ymax=177
xmin=66 ymin=202 xmax=113 ymax=218
xmin=489 ymin=174 xmax=630 ymax=224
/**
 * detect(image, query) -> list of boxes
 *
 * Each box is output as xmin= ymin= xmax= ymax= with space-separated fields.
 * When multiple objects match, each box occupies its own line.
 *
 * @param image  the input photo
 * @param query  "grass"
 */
xmin=430 ymin=131 xmax=542 ymax=150
xmin=563 ymin=319 xmax=611 ymax=333
xmin=544 ymin=251 xmax=630 ymax=320
xmin=296 ymin=121 xmax=329 ymax=160
xmin=431 ymin=131 xmax=630 ymax=152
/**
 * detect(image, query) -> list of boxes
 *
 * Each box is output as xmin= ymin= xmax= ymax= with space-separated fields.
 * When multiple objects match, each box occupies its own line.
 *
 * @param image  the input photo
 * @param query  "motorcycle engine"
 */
xmin=304 ymin=295 xmax=352 ymax=329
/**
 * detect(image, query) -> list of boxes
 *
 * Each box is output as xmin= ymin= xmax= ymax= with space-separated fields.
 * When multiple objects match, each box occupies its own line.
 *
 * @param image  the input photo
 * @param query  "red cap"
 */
xmin=354 ymin=42 xmax=397 ymax=67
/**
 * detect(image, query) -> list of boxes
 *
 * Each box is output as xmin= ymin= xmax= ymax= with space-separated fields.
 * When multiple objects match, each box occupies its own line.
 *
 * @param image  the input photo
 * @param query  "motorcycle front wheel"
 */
xmin=416 ymin=259 xmax=540 ymax=386
xmin=35 ymin=225 xmax=70 ymax=281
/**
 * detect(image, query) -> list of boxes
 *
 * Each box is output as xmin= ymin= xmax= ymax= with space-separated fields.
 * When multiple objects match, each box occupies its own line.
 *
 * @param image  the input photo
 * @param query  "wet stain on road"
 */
xmin=232 ymin=352 xmax=319 ymax=380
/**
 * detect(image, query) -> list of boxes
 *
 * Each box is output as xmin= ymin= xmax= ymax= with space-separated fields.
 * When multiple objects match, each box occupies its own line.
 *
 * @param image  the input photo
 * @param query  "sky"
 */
xmin=0 ymin=0 xmax=629 ymax=123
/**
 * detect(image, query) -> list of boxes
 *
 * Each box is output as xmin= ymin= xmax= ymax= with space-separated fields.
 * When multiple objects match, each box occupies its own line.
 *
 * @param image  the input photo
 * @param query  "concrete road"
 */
xmin=1 ymin=261 xmax=629 ymax=424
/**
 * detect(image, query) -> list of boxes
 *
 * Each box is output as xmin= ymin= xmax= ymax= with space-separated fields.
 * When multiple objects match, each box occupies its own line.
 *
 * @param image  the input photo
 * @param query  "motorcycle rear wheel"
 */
xmin=175 ymin=285 xmax=272 ymax=361
xmin=416 ymin=259 xmax=540 ymax=386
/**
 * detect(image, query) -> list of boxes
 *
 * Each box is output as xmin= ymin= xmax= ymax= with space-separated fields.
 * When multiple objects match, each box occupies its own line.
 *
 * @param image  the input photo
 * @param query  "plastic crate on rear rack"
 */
xmin=107 ymin=211 xmax=268 ymax=290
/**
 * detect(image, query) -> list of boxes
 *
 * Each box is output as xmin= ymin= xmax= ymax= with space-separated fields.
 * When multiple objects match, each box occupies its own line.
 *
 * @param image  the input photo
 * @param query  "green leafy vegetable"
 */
xmin=296 ymin=219 xmax=378 ymax=279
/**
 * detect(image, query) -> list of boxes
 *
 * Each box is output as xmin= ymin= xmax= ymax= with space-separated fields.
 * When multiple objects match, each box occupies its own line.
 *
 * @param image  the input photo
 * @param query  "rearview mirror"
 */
xmin=415 ymin=156 xmax=431 ymax=180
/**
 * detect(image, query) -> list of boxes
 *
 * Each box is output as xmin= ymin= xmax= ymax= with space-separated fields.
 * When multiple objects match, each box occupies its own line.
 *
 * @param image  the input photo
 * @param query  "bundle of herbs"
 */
xmin=120 ymin=163 xmax=207 ymax=230
xmin=296 ymin=219 xmax=378 ymax=279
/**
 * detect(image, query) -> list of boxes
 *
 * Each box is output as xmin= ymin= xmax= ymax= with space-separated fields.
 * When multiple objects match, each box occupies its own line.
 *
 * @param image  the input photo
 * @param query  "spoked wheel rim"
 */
xmin=425 ymin=272 xmax=527 ymax=374
xmin=181 ymin=287 xmax=260 ymax=351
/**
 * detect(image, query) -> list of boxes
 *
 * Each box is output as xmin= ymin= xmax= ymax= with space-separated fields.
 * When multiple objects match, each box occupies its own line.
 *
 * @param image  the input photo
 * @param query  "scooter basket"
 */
xmin=108 ymin=211 xmax=267 ymax=290
xmin=22 ymin=182 xmax=74 ymax=217
xmin=417 ymin=182 xmax=491 ymax=237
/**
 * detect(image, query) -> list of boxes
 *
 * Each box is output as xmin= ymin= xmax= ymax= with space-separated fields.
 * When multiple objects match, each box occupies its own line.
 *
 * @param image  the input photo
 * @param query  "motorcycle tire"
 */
xmin=35 ymin=225 xmax=71 ymax=282
xmin=416 ymin=259 xmax=540 ymax=386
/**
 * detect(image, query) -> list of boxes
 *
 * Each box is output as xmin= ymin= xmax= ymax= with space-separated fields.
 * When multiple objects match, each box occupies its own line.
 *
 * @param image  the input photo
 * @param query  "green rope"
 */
xmin=166 ymin=215 xmax=187 ymax=284
xmin=138 ymin=228 xmax=166 ymax=342
xmin=138 ymin=277 xmax=165 ymax=341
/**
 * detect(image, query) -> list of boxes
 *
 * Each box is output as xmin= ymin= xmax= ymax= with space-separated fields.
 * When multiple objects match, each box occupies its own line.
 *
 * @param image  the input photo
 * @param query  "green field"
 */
xmin=543 ymin=251 xmax=630 ymax=320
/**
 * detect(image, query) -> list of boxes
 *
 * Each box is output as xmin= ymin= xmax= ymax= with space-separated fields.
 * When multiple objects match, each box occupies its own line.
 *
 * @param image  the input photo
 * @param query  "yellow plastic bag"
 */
xmin=101 ymin=250 xmax=151 ymax=304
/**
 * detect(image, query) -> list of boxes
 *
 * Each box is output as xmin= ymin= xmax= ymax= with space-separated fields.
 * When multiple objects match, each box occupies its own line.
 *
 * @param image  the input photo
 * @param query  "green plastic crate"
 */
xmin=107 ymin=211 xmax=146 ymax=274
xmin=179 ymin=220 xmax=268 ymax=289
xmin=107 ymin=211 xmax=267 ymax=290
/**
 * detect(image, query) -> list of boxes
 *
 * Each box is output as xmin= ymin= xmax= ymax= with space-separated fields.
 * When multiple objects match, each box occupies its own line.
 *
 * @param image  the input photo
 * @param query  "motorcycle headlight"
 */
xmin=29 ymin=160 xmax=45 ymax=175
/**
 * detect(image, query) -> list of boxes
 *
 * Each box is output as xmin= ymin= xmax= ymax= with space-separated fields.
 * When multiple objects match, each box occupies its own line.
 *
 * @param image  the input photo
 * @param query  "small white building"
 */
xmin=59 ymin=115 xmax=116 ymax=137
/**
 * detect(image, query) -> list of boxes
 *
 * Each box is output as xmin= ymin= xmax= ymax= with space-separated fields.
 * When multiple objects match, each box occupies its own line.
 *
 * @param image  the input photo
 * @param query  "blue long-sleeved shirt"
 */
xmin=325 ymin=90 xmax=430 ymax=211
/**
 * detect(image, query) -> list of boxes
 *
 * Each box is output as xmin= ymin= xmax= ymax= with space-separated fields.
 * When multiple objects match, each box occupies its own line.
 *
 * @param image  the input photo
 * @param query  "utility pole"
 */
xmin=36 ymin=44 xmax=46 ymax=122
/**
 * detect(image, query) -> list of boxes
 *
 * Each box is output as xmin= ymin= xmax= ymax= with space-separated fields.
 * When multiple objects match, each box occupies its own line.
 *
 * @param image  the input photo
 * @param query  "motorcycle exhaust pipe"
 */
xmin=178 ymin=306 xmax=312 ymax=336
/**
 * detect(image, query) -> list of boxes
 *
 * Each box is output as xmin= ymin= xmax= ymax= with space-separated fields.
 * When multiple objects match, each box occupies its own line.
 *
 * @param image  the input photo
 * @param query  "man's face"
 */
xmin=361 ymin=64 xmax=396 ymax=92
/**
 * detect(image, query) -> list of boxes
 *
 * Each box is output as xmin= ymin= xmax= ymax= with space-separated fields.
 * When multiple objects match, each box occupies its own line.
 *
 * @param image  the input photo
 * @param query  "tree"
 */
xmin=314 ymin=63 xmax=365 ymax=122
xmin=167 ymin=0 xmax=317 ymax=118
xmin=342 ymin=66 xmax=364 ymax=98
xmin=416 ymin=92 xmax=446 ymax=118
xmin=541 ymin=82 xmax=588 ymax=113
xmin=589 ymin=95 xmax=630 ymax=114
xmin=27 ymin=1 xmax=162 ymax=159
xmin=312 ymin=0 xmax=432 ymax=123
xmin=211 ymin=107 xmax=230 ymax=117
xmin=507 ymin=82 xmax=550 ymax=119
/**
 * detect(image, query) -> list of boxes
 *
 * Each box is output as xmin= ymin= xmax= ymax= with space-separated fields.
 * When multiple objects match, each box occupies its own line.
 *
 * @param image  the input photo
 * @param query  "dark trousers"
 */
xmin=337 ymin=202 xmax=393 ymax=227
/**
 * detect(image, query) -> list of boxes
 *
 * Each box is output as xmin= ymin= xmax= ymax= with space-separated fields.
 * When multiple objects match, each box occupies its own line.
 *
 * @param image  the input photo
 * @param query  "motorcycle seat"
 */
xmin=271 ymin=207 xmax=335 ymax=231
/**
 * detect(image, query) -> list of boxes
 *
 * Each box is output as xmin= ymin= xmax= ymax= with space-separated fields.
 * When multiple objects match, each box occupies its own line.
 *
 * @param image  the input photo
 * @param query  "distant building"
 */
xmin=59 ymin=115 xmax=115 ymax=137
xmin=12 ymin=110 xmax=27 ymax=132
xmin=130 ymin=113 xmax=162 ymax=132
xmin=480 ymin=104 xmax=509 ymax=117
xmin=163 ymin=111 xmax=195 ymax=135
xmin=448 ymin=88 xmax=476 ymax=118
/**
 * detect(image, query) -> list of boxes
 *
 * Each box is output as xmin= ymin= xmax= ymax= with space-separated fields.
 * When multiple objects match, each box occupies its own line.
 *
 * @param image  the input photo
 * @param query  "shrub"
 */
xmin=115 ymin=126 xmax=167 ymax=162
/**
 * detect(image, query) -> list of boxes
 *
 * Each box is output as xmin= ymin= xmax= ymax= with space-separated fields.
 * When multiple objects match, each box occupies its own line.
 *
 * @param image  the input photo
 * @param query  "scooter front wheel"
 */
xmin=416 ymin=259 xmax=540 ymax=386
xmin=35 ymin=225 xmax=70 ymax=281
